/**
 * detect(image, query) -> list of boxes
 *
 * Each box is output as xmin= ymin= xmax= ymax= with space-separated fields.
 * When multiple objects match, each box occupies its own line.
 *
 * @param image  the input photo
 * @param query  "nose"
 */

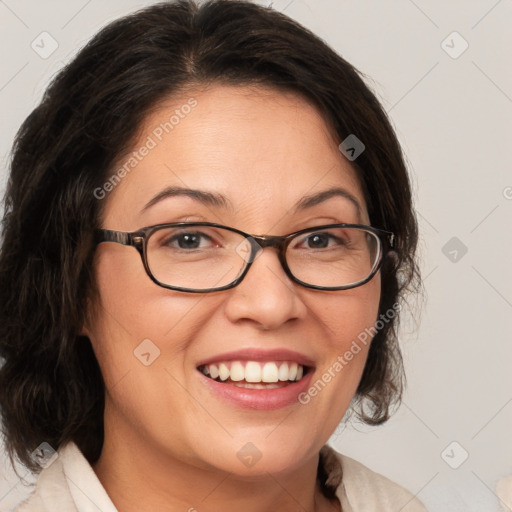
xmin=223 ymin=247 xmax=307 ymax=330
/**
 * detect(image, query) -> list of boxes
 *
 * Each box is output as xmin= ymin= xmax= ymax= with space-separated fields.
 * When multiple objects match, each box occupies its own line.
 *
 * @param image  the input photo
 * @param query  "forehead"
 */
xmin=102 ymin=84 xmax=368 ymax=229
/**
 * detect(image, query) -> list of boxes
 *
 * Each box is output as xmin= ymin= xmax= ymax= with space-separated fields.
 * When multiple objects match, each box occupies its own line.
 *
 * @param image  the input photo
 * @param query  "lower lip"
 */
xmin=198 ymin=369 xmax=314 ymax=410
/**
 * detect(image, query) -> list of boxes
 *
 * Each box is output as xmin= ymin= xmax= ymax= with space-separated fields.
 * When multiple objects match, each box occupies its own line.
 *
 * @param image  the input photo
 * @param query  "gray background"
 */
xmin=1 ymin=1 xmax=511 ymax=511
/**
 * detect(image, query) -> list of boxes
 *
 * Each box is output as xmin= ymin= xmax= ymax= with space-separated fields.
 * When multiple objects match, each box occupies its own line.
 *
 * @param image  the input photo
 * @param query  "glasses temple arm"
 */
xmin=95 ymin=229 xmax=132 ymax=246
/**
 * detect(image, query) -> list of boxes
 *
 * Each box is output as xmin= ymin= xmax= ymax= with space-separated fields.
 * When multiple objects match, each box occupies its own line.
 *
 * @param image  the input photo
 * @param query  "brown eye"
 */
xmin=295 ymin=231 xmax=347 ymax=250
xmin=306 ymin=233 xmax=330 ymax=248
xmin=162 ymin=231 xmax=217 ymax=250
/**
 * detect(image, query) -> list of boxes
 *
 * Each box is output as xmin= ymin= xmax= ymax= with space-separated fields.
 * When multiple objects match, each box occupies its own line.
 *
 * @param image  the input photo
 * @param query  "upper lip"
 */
xmin=196 ymin=348 xmax=316 ymax=368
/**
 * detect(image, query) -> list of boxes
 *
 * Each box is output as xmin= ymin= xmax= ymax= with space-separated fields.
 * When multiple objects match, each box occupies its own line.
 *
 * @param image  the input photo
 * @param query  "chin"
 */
xmin=195 ymin=434 xmax=319 ymax=477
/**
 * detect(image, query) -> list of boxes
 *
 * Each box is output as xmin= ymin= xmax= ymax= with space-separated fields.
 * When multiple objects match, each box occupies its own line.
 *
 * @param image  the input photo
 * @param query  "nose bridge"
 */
xmin=247 ymin=234 xmax=287 ymax=265
xmin=250 ymin=234 xmax=286 ymax=251
xmin=224 ymin=233 xmax=304 ymax=329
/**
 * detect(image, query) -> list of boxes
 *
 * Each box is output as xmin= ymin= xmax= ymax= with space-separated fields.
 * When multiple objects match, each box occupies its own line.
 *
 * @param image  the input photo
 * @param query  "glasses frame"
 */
xmin=95 ymin=222 xmax=395 ymax=293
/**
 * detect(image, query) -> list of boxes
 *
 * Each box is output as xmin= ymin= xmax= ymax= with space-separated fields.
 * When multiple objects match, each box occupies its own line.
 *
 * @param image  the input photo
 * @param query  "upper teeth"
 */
xmin=199 ymin=361 xmax=304 ymax=383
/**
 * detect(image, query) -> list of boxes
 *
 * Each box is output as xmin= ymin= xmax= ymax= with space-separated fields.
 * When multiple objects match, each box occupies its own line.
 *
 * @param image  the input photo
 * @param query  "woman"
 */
xmin=0 ymin=1 xmax=424 ymax=510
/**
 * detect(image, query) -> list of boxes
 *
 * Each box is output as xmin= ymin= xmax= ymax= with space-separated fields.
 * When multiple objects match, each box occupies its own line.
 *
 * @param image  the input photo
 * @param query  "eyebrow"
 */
xmin=141 ymin=185 xmax=363 ymax=220
xmin=294 ymin=187 xmax=363 ymax=220
xmin=141 ymin=186 xmax=232 ymax=213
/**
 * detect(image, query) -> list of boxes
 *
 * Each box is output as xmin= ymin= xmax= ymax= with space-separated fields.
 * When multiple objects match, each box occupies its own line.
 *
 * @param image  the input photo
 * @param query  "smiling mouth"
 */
xmin=197 ymin=360 xmax=310 ymax=389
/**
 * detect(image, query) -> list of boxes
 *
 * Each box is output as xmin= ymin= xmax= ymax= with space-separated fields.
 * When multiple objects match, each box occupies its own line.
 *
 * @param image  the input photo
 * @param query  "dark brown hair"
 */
xmin=0 ymin=0 xmax=420 ymax=472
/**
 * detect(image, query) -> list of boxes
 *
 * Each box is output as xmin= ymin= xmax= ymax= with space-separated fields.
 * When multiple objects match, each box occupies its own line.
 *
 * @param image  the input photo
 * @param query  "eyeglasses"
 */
xmin=95 ymin=222 xmax=395 ymax=293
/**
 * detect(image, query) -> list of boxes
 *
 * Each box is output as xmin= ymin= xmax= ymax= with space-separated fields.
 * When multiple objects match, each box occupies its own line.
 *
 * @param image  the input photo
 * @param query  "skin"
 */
xmin=85 ymin=84 xmax=381 ymax=512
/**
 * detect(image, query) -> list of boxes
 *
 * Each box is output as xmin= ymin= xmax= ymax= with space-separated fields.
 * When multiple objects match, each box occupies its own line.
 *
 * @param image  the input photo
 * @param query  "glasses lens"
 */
xmin=146 ymin=225 xmax=248 ymax=290
xmin=286 ymin=226 xmax=381 ymax=288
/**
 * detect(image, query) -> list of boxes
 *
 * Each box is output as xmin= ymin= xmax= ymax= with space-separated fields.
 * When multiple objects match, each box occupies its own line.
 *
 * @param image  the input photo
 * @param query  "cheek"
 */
xmin=86 ymin=253 xmax=225 ymax=446
xmin=92 ymin=246 xmax=216 ymax=338
xmin=87 ymin=249 xmax=209 ymax=382
xmin=294 ymin=278 xmax=381 ymax=440
xmin=307 ymin=276 xmax=380 ymax=394
xmin=312 ymin=275 xmax=381 ymax=348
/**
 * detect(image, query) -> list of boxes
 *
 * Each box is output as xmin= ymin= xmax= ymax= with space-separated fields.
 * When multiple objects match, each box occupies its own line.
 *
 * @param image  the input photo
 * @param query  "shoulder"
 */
xmin=496 ymin=475 xmax=512 ymax=511
xmin=13 ymin=445 xmax=78 ymax=512
xmin=320 ymin=445 xmax=427 ymax=512
xmin=13 ymin=442 xmax=116 ymax=512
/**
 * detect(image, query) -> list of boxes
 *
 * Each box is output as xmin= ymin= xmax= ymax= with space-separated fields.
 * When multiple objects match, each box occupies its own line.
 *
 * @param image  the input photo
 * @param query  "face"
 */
xmin=85 ymin=84 xmax=381 ymax=476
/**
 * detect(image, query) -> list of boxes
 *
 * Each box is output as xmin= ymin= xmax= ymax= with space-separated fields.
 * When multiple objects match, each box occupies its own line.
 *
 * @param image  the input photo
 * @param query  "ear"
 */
xmin=386 ymin=249 xmax=400 ymax=266
xmin=79 ymin=324 xmax=90 ymax=337
xmin=79 ymin=317 xmax=91 ymax=337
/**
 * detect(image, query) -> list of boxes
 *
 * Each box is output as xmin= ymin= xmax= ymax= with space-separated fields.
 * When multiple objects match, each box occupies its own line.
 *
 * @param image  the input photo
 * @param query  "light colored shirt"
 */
xmin=14 ymin=442 xmax=427 ymax=511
